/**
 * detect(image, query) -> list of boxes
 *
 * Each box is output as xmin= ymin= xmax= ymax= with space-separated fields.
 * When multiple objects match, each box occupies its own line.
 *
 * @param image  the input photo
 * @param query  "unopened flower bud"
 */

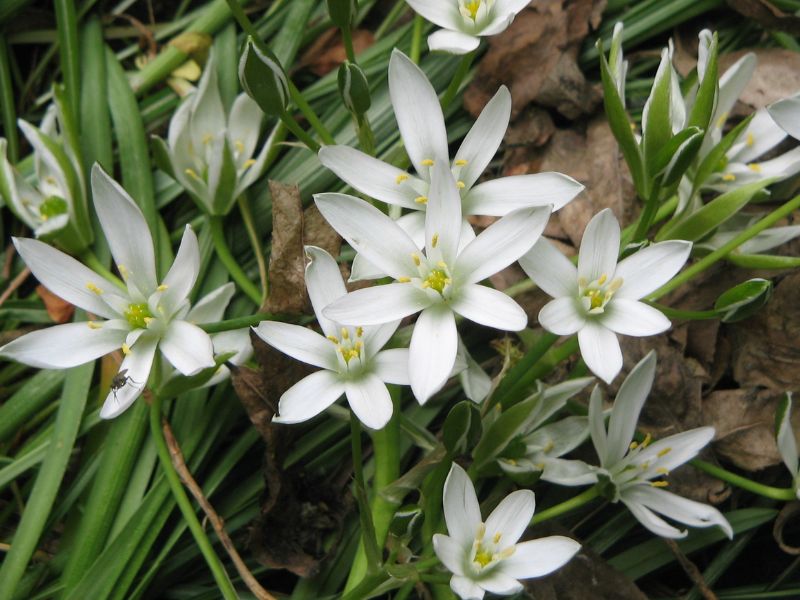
xmin=338 ymin=61 xmax=371 ymax=116
xmin=238 ymin=37 xmax=289 ymax=117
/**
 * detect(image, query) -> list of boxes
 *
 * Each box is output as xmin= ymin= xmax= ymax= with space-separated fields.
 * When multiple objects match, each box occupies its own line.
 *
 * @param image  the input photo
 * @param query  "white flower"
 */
xmin=519 ymin=208 xmax=691 ymax=383
xmin=544 ymin=352 xmax=733 ymax=539
xmin=319 ymin=50 xmax=582 ymax=280
xmin=316 ymin=161 xmax=550 ymax=403
xmin=252 ymin=246 xmax=409 ymax=430
xmin=775 ymin=393 xmax=800 ymax=499
xmin=769 ymin=92 xmax=800 ymax=141
xmin=0 ymin=165 xmax=216 ymax=419
xmin=433 ymin=463 xmax=580 ymax=599
xmin=154 ymin=54 xmax=271 ymax=215
xmin=405 ymin=0 xmax=530 ymax=54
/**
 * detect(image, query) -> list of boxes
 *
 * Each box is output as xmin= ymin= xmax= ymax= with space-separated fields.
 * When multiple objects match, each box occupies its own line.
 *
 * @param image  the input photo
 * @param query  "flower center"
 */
xmin=471 ymin=526 xmax=513 ymax=571
xmin=328 ymin=326 xmax=365 ymax=367
xmin=579 ymin=273 xmax=623 ymax=315
xmin=474 ymin=547 xmax=493 ymax=568
xmin=39 ymin=195 xmax=68 ymax=221
xmin=124 ymin=303 xmax=153 ymax=329
xmin=459 ymin=0 xmax=492 ymax=20
xmin=423 ymin=268 xmax=450 ymax=295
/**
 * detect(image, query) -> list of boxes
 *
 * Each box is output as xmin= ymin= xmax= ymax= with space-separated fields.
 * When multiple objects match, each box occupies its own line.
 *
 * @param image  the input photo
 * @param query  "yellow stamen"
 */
xmin=242 ymin=159 xmax=256 ymax=169
xmin=411 ymin=253 xmax=421 ymax=266
xmin=716 ymin=112 xmax=729 ymax=128
xmin=327 ymin=335 xmax=339 ymax=344
xmin=143 ymin=317 xmax=153 ymax=325
xmin=185 ymin=168 xmax=200 ymax=179
xmin=630 ymin=441 xmax=639 ymax=450
xmin=397 ymin=276 xmax=411 ymax=283
xmin=431 ymin=233 xmax=439 ymax=248
xmin=87 ymin=321 xmax=102 ymax=330
xmin=121 ymin=343 xmax=131 ymax=355
xmin=656 ymin=467 xmax=670 ymax=475
xmin=657 ymin=447 xmax=672 ymax=457
xmin=641 ymin=433 xmax=652 ymax=447
xmin=234 ymin=140 xmax=245 ymax=154
xmin=414 ymin=196 xmax=428 ymax=204
xmin=747 ymin=162 xmax=762 ymax=173
xmin=746 ymin=133 xmax=754 ymax=147
xmin=395 ymin=173 xmax=409 ymax=184
xmin=722 ymin=173 xmax=736 ymax=182
xmin=421 ymin=159 xmax=434 ymax=167
xmin=597 ymin=274 xmax=608 ymax=285
xmin=157 ymin=284 xmax=169 ymax=292
xmin=202 ymin=133 xmax=213 ymax=144
xmin=650 ymin=481 xmax=669 ymax=487
xmin=493 ymin=533 xmax=502 ymax=544
xmin=455 ymin=159 xmax=468 ymax=166
xmin=341 ymin=327 xmax=349 ymax=340
xmin=118 ymin=264 xmax=129 ymax=279
xmin=456 ymin=181 xmax=465 ymax=189
xmin=356 ymin=327 xmax=364 ymax=337
xmin=86 ymin=282 xmax=103 ymax=295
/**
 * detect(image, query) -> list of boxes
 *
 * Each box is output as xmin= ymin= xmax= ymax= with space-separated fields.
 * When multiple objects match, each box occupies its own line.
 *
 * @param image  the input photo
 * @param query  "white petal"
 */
xmin=456 ymin=207 xmax=551 ymax=284
xmin=457 ymin=338 xmax=492 ymax=403
xmin=451 ymin=284 xmax=527 ymax=331
xmin=314 ymin=193 xmax=420 ymax=279
xmin=499 ymin=536 xmax=581 ymax=579
xmin=397 ymin=211 xmax=427 ymax=249
xmin=624 ymin=486 xmax=732 ymax=538
xmin=426 ymin=162 xmax=463 ymax=265
xmin=403 ymin=0 xmax=462 ymax=29
xmin=211 ymin=329 xmax=252 ymax=365
xmin=605 ymin=351 xmax=656 ymax=465
xmin=189 ymin=60 xmax=226 ymax=151
xmin=345 ymin=374 xmax=394 ymax=430
xmin=187 ymin=283 xmax=235 ymax=323
xmin=168 ymin=96 xmax=193 ymax=152
xmin=160 ymin=226 xmax=200 ymax=315
xmin=13 ymin=237 xmax=120 ymax=319
xmin=373 ymin=348 xmax=410 ymax=385
xmin=304 ymin=246 xmax=347 ymax=338
xmin=428 ymin=29 xmax=481 ymax=55
xmin=91 ymin=165 xmax=157 ymax=294
xmin=729 ymin=109 xmax=787 ymax=164
xmin=578 ymin=321 xmax=622 ymax=384
xmin=537 ymin=297 xmax=585 ymax=336
xmin=349 ymin=252 xmax=387 ymax=281
xmin=0 ymin=321 xmax=128 ymax=369
xmin=484 ymin=489 xmax=535 ymax=547
xmin=253 ymin=321 xmax=338 ymax=370
xmin=160 ymin=321 xmax=215 ymax=376
xmin=477 ymin=572 xmax=523 ymax=595
xmin=389 ymin=49 xmax=449 ymax=174
xmin=318 ymin=146 xmax=422 ymax=209
xmin=324 ymin=283 xmax=432 ymax=326
xmin=99 ymin=334 xmax=158 ymax=419
xmin=601 ymin=299 xmax=671 ymax=336
xmin=273 ymin=370 xmax=345 ymax=424
xmin=228 ymin=93 xmax=263 ymax=164
xmin=410 ymin=306 xmax=458 ymax=403
xmin=433 ymin=534 xmax=467 ymax=576
xmin=454 ymin=86 xmax=511 ymax=189
xmin=714 ymin=53 xmax=756 ymax=137
xmin=540 ymin=458 xmax=598 ymax=486
xmin=464 ymin=173 xmax=584 ymax=216
xmin=614 ymin=241 xmax=691 ymax=299
xmin=362 ymin=320 xmax=401 ymax=356
xmin=450 ymin=575 xmax=485 ymax=600
xmin=635 ymin=427 xmax=715 ymax=474
xmin=518 ymin=237 xmax=578 ymax=298
xmin=622 ymin=498 xmax=688 ymax=539
xmin=769 ymin=94 xmax=800 ymax=140
xmin=442 ymin=464 xmax=482 ymax=546
xmin=588 ymin=386 xmax=608 ymax=467
xmin=577 ymin=209 xmax=620 ymax=284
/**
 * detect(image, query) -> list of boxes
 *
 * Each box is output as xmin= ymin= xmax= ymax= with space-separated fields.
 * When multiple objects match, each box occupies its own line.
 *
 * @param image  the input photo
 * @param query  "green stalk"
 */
xmin=149 ymin=394 xmax=239 ymax=600
xmin=279 ymin=109 xmax=322 ymax=152
xmin=0 ymin=38 xmax=18 ymax=162
xmin=208 ymin=215 xmax=262 ymax=305
xmin=441 ymin=49 xmax=477 ymax=108
xmin=287 ymin=80 xmax=336 ymax=146
xmin=54 ymin=0 xmax=81 ymax=122
xmin=691 ymin=459 xmax=796 ymax=501
xmin=375 ymin=0 xmax=408 ymax=39
xmin=410 ymin=14 xmax=424 ymax=64
xmin=487 ymin=332 xmax=559 ymax=411
xmin=199 ymin=313 xmax=282 ymax=333
xmin=531 ymin=486 xmax=601 ymax=525
xmin=644 ymin=302 xmax=718 ymax=320
xmin=0 ymin=360 xmax=93 ymax=600
xmin=649 ymin=193 xmax=800 ymax=300
xmin=342 ymin=26 xmax=357 ymax=63
xmin=237 ymin=193 xmax=268 ymax=303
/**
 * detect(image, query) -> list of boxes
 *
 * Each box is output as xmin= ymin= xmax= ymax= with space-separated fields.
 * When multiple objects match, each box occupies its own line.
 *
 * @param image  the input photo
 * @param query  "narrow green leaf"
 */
xmin=0 ymin=38 xmax=18 ymax=163
xmin=643 ymin=48 xmax=675 ymax=175
xmin=472 ymin=396 xmax=540 ymax=468
xmin=687 ymin=32 xmax=719 ymax=131
xmin=649 ymin=126 xmax=702 ymax=179
xmin=54 ymin=0 xmax=81 ymax=124
xmin=150 ymin=136 xmax=176 ymax=179
xmin=79 ymin=16 xmax=113 ymax=174
xmin=442 ymin=401 xmax=480 ymax=457
xmin=727 ymin=253 xmax=800 ymax=269
xmin=0 ymin=369 xmax=64 ymax=444
xmin=714 ymin=278 xmax=772 ymax=323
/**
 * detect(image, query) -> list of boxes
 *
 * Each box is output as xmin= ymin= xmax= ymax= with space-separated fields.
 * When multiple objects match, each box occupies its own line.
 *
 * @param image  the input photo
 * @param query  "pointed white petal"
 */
xmin=228 ymin=93 xmax=263 ymax=164
xmin=0 ymin=321 xmax=128 ymax=369
xmin=410 ymin=306 xmax=458 ymax=403
xmin=537 ymin=297 xmax=585 ymax=335
xmin=622 ymin=497 xmax=688 ymax=539
xmin=362 ymin=320 xmax=401 ymax=356
xmin=450 ymin=575 xmax=485 ymax=600
xmin=345 ymin=374 xmax=394 ymax=430
xmin=601 ymin=299 xmax=671 ymax=336
xmin=540 ymin=458 xmax=598 ymax=486
xmin=253 ymin=321 xmax=338 ymax=370
xmin=624 ymin=486 xmax=732 ymax=538
xmin=577 ymin=209 xmax=620 ymax=284
xmin=403 ymin=0 xmax=462 ymax=29
xmin=518 ymin=237 xmax=579 ymax=298
xmin=318 ymin=146 xmax=422 ymax=208
xmin=730 ymin=109 xmax=787 ymax=164
xmin=442 ymin=463 xmax=482 ymax=546
xmin=500 ymin=536 xmax=581 ymax=579
xmin=588 ymin=385 xmax=608 ymax=465
xmin=304 ymin=246 xmax=347 ymax=338
xmin=91 ymin=165 xmax=157 ymax=294
xmin=187 ymin=283 xmax=235 ymax=323
xmin=477 ymin=572 xmax=523 ymax=596
xmin=457 ymin=338 xmax=492 ymax=402
xmin=484 ymin=489 xmax=535 ymax=547
xmin=769 ymin=94 xmax=800 ymax=140
xmin=99 ymin=334 xmax=158 ymax=419
xmin=456 ymin=207 xmax=551 ymax=284
xmin=389 ymin=49 xmax=449 ymax=174
xmin=433 ymin=534 xmax=467 ymax=576
xmin=273 ymin=370 xmax=345 ymax=424
xmin=324 ymin=283 xmax=432 ymax=326
xmin=211 ymin=329 xmax=252 ymax=365
xmin=451 ymin=284 xmax=527 ymax=331
xmin=427 ymin=162 xmax=463 ymax=265
xmin=464 ymin=173 xmax=584 ymax=216
xmin=605 ymin=351 xmax=656 ymax=465
xmin=373 ymin=348 xmax=410 ymax=385
xmin=428 ymin=29 xmax=481 ymax=54
xmin=314 ymin=193 xmax=420 ymax=279
xmin=635 ymin=427 xmax=715 ymax=474
xmin=160 ymin=321 xmax=215 ymax=376
xmin=189 ymin=60 xmax=226 ymax=151
xmin=715 ymin=54 xmax=756 ymax=136
xmin=614 ymin=241 xmax=691 ymax=299
xmin=454 ymin=86 xmax=511 ymax=189
xmin=160 ymin=226 xmax=200 ymax=315
xmin=396 ymin=210 xmax=427 ymax=249
xmin=13 ymin=237 xmax=120 ymax=319
xmin=578 ymin=321 xmax=622 ymax=384
xmin=349 ymin=252 xmax=387 ymax=281
xmin=168 ymin=96 xmax=193 ymax=152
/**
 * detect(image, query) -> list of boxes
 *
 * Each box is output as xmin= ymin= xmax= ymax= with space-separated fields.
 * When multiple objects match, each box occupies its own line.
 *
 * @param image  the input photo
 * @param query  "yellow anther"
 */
xmin=355 ymin=340 xmax=363 ymax=350
xmin=598 ymin=274 xmax=608 ymax=285
xmin=202 ymin=133 xmax=214 ymax=144
xmin=327 ymin=335 xmax=340 ymax=344
xmin=121 ymin=343 xmax=131 ymax=355
xmin=157 ymin=284 xmax=169 ymax=292
xmin=578 ymin=277 xmax=588 ymax=288
xmin=493 ymin=533 xmax=502 ymax=544
xmin=118 ymin=264 xmax=129 ymax=279
xmin=463 ymin=0 xmax=481 ymax=19
xmin=474 ymin=549 xmax=493 ymax=568
xmin=630 ymin=441 xmax=639 ymax=450
xmin=341 ymin=327 xmax=349 ymax=340
xmin=431 ymin=233 xmax=439 ymax=248
xmin=421 ymin=159 xmax=435 ymax=166
xmin=456 ymin=181 xmax=466 ymax=189
xmin=498 ymin=546 xmax=516 ymax=559
xmin=641 ymin=433 xmax=652 ymax=447
xmin=86 ymin=282 xmax=104 ymax=295
xmin=412 ymin=253 xmax=421 ymax=266
xmin=185 ymin=168 xmax=200 ymax=179
xmin=397 ymin=276 xmax=411 ymax=283
xmin=656 ymin=467 xmax=670 ymax=475
xmin=395 ymin=173 xmax=409 ymax=184
xmin=234 ymin=140 xmax=245 ymax=153
xmin=143 ymin=317 xmax=153 ymax=325
xmin=414 ymin=196 xmax=428 ymax=204
xmin=746 ymin=133 xmax=754 ymax=147
xmin=421 ymin=281 xmax=430 ymax=289
xmin=609 ymin=277 xmax=624 ymax=292
xmin=87 ymin=321 xmax=102 ymax=330
xmin=722 ymin=173 xmax=736 ymax=182
xmin=242 ymin=159 xmax=257 ymax=169
xmin=716 ymin=112 xmax=729 ymax=128
xmin=657 ymin=447 xmax=672 ymax=457
xmin=535 ymin=462 xmax=546 ymax=470
xmin=455 ymin=159 xmax=468 ymax=166
xmin=747 ymin=162 xmax=762 ymax=173
xmin=650 ymin=481 xmax=669 ymax=487
xmin=356 ymin=326 xmax=364 ymax=337
xmin=437 ymin=261 xmax=447 ymax=268
xmin=543 ymin=440 xmax=555 ymax=453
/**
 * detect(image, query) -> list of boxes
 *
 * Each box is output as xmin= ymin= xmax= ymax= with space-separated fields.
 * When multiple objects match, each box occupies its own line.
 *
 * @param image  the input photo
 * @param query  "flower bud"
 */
xmin=327 ymin=0 xmax=358 ymax=29
xmin=238 ymin=37 xmax=289 ymax=117
xmin=338 ymin=61 xmax=371 ymax=116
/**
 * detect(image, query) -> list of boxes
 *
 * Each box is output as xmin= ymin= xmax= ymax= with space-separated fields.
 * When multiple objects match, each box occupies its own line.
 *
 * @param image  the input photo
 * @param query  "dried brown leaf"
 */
xmin=302 ymin=203 xmax=341 ymax=258
xmin=298 ymin=28 xmax=375 ymax=76
xmin=264 ymin=181 xmax=307 ymax=315
xmin=726 ymin=0 xmax=800 ymax=35
xmin=36 ymin=284 xmax=74 ymax=324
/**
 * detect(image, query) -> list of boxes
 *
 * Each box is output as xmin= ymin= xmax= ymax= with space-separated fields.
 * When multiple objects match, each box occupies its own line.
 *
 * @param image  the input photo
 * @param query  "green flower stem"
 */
xmin=237 ymin=193 xmax=268 ymax=303
xmin=0 ymin=38 xmax=19 ymax=162
xmin=531 ymin=486 xmax=601 ymax=525
xmin=342 ymin=25 xmax=357 ymax=62
xmin=199 ymin=313 xmax=290 ymax=333
xmin=149 ymin=394 xmax=239 ymax=600
xmin=348 ymin=412 xmax=381 ymax=585
xmin=54 ymin=0 xmax=80 ymax=121
xmin=208 ymin=215 xmax=262 ymax=305
xmin=691 ymin=459 xmax=796 ymax=501
xmin=631 ymin=191 xmax=662 ymax=242
xmin=649 ymin=193 xmax=800 ymax=301
xmin=80 ymin=250 xmax=126 ymax=291
xmin=410 ymin=13 xmax=424 ymax=64
xmin=279 ymin=109 xmax=322 ymax=152
xmin=441 ymin=49 xmax=477 ymax=109
xmin=286 ymin=80 xmax=336 ymax=146
xmin=644 ymin=301 xmax=718 ymax=321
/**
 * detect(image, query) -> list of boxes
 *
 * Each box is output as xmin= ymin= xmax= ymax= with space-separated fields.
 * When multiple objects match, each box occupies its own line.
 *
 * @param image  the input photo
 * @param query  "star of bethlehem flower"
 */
xmin=519 ymin=208 xmax=692 ymax=384
xmin=0 ymin=165 xmax=219 ymax=419
xmin=153 ymin=52 xmax=272 ymax=216
xmin=433 ymin=463 xmax=581 ymax=600
xmin=775 ymin=392 xmax=800 ymax=499
xmin=542 ymin=351 xmax=733 ymax=539
xmin=319 ymin=49 xmax=582 ymax=280
xmin=253 ymin=246 xmax=410 ymax=430
xmin=316 ymin=161 xmax=550 ymax=403
xmin=404 ymin=0 xmax=530 ymax=54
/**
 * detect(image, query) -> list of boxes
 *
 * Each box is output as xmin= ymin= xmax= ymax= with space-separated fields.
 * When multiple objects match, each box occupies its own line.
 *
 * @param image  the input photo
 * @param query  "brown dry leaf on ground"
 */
xmin=298 ymin=28 xmax=374 ymax=76
xmin=726 ymin=0 xmax=800 ymax=35
xmin=36 ymin=284 xmax=74 ymax=323
xmin=264 ymin=181 xmax=307 ymax=314
xmin=464 ymin=0 xmax=605 ymax=120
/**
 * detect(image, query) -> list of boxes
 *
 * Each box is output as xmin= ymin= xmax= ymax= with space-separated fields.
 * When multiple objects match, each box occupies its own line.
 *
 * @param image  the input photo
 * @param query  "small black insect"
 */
xmin=110 ymin=369 xmax=142 ymax=400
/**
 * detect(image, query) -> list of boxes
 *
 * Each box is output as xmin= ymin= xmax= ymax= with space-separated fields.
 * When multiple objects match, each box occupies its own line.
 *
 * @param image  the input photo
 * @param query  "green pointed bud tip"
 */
xmin=338 ymin=61 xmax=371 ymax=116
xmin=238 ymin=38 xmax=289 ymax=117
xmin=327 ymin=0 xmax=358 ymax=29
